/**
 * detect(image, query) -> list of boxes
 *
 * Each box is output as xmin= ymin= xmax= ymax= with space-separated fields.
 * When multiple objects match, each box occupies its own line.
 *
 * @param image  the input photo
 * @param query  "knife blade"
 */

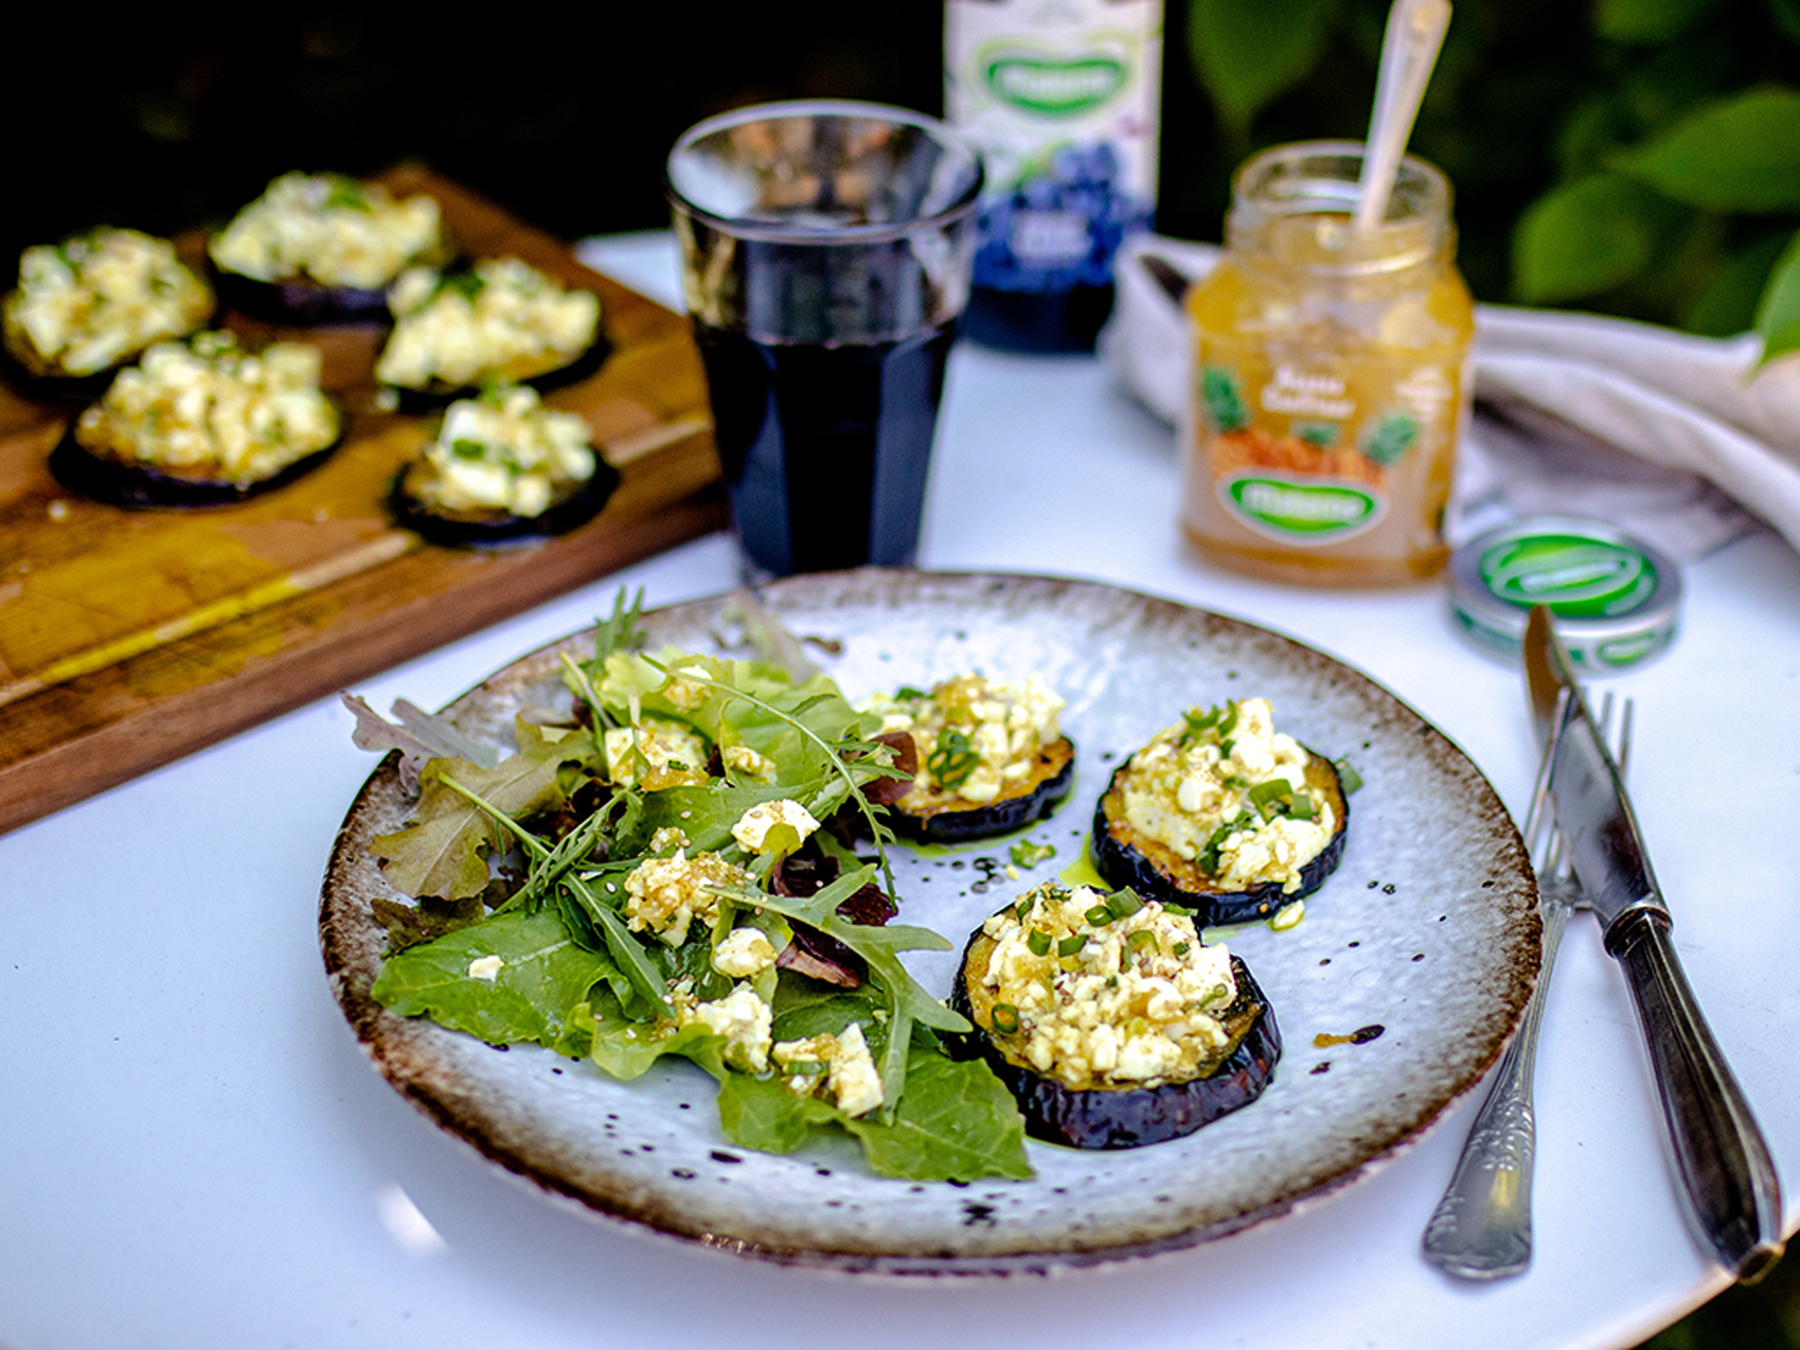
xmin=1522 ymin=604 xmax=1785 ymax=1282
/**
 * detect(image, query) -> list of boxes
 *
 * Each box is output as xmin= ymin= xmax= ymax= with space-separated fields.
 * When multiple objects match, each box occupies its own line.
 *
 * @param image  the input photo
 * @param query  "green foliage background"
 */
xmin=1160 ymin=0 xmax=1800 ymax=358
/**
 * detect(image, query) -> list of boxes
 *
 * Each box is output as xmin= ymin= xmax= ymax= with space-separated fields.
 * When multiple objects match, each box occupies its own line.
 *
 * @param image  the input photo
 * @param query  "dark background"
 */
xmin=0 ymin=3 xmax=1560 ymax=306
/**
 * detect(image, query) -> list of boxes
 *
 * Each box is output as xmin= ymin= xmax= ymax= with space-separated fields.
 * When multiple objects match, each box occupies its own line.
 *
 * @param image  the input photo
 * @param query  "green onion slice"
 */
xmin=1106 ymin=887 xmax=1145 ymax=920
xmin=990 ymin=1003 xmax=1021 ymax=1035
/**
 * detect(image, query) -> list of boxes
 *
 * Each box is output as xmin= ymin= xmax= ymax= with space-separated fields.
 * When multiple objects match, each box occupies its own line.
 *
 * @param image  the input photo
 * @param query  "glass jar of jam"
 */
xmin=1180 ymin=141 xmax=1474 ymax=585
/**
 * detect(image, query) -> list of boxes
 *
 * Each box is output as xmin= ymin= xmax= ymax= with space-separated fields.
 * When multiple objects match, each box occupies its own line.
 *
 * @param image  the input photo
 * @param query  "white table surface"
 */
xmin=3 ymin=233 xmax=1796 ymax=1350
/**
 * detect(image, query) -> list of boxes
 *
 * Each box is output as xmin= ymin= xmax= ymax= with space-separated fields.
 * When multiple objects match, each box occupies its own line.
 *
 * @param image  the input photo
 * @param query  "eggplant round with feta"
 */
xmin=389 ymin=383 xmax=619 ymax=546
xmin=1092 ymin=698 xmax=1348 ymax=927
xmin=3 ymin=227 xmax=215 ymax=401
xmin=375 ymin=256 xmax=605 ymax=403
xmin=949 ymin=882 xmax=1281 ymax=1149
xmin=207 ymin=172 xmax=453 ymax=326
xmin=860 ymin=674 xmax=1075 ymax=842
xmin=52 ymin=330 xmax=342 ymax=508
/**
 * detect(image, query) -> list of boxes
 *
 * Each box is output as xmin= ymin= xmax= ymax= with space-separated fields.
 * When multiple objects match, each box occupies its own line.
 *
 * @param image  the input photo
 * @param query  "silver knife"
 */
xmin=1523 ymin=604 xmax=1786 ymax=1282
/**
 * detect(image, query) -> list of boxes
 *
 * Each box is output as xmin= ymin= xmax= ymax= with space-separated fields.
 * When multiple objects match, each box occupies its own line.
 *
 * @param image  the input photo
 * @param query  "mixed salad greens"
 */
xmin=348 ymin=592 xmax=1032 ymax=1182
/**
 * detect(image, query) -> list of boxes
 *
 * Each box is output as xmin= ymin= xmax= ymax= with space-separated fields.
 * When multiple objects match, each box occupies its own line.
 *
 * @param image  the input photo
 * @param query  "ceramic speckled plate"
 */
xmin=320 ymin=570 xmax=1539 ymax=1273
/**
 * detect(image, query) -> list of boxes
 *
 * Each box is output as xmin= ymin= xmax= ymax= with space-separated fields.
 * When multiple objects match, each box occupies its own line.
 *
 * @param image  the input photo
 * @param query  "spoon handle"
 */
xmin=1355 ymin=0 xmax=1452 ymax=229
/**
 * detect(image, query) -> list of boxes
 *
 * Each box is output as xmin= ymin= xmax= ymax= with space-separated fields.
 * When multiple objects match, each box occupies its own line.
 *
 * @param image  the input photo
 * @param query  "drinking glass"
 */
xmin=666 ymin=100 xmax=984 ymax=577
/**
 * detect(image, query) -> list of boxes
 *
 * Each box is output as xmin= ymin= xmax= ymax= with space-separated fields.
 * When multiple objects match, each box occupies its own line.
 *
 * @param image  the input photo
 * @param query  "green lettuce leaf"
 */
xmin=713 ymin=1039 xmax=1033 ymax=1181
xmin=844 ymin=1052 xmax=1033 ymax=1182
xmin=716 ymin=1072 xmax=843 ymax=1154
xmin=370 ymin=908 xmax=616 ymax=1055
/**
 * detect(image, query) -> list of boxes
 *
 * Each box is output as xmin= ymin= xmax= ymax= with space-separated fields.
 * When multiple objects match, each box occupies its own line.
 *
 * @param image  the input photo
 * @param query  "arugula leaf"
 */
xmin=370 ymin=908 xmax=617 ymax=1055
xmin=733 ymin=866 xmax=966 ymax=1112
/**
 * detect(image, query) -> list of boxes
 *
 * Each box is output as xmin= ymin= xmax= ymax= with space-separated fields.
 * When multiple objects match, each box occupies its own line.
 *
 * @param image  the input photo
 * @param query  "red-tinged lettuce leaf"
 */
xmin=370 ymin=908 xmax=619 ymax=1055
xmin=341 ymin=692 xmax=500 ymax=792
xmin=372 ymin=719 xmax=593 ymax=900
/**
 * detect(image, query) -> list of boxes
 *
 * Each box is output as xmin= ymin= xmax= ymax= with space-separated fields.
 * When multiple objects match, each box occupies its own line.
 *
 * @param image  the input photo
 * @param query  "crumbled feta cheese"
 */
xmin=623 ymin=851 xmax=751 ymax=946
xmin=773 ymin=1023 xmax=885 ymax=1117
xmin=376 ymin=256 xmax=600 ymax=390
xmin=5 ymin=227 xmax=213 ymax=376
xmin=861 ymin=673 xmax=1066 ymax=808
xmin=648 ymin=826 xmax=690 ymax=853
xmin=72 ymin=331 xmax=339 ymax=485
xmin=682 ymin=983 xmax=772 ymax=1072
xmin=730 ymin=799 xmax=819 ymax=854
xmin=711 ymin=926 xmax=777 ymax=978
xmin=466 ymin=954 xmax=505 ymax=982
xmin=1117 ymin=697 xmax=1335 ymax=894
xmin=722 ymin=743 xmax=777 ymax=781
xmin=603 ymin=720 xmax=709 ymax=788
xmin=974 ymin=882 xmax=1240 ymax=1091
xmin=411 ymin=382 xmax=598 ymax=518
xmin=209 ymin=172 xmax=445 ymax=289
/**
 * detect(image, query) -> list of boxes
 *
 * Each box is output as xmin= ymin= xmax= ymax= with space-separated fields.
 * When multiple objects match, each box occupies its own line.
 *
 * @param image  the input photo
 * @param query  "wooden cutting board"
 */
xmin=0 ymin=165 xmax=725 ymax=836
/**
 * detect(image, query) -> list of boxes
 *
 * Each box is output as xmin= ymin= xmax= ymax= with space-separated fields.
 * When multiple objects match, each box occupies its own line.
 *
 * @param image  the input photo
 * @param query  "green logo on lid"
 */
xmin=1479 ymin=534 xmax=1657 ymax=617
xmin=1222 ymin=475 xmax=1383 ymax=541
xmin=984 ymin=57 xmax=1127 ymax=116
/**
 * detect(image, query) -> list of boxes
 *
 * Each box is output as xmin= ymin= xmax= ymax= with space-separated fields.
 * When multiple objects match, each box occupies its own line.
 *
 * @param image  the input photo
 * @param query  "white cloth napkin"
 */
xmin=1099 ymin=234 xmax=1800 ymax=562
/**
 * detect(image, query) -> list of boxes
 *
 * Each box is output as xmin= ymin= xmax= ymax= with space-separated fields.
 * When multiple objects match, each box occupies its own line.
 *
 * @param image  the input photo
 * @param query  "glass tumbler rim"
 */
xmin=664 ymin=98 xmax=985 ymax=246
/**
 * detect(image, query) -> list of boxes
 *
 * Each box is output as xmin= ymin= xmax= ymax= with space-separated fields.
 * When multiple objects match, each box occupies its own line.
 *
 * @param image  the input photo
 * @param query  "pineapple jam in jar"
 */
xmin=1181 ymin=142 xmax=1474 ymax=585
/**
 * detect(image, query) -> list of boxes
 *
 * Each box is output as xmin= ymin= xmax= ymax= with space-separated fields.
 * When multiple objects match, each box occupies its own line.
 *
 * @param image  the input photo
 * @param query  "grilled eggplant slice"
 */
xmin=211 ymin=269 xmax=394 ymax=327
xmin=375 ymin=256 xmax=605 ymax=405
xmin=949 ymin=882 xmax=1281 ymax=1149
xmin=1092 ymin=699 xmax=1349 ymax=926
xmin=862 ymin=674 xmax=1075 ymax=842
xmin=207 ymin=172 xmax=453 ymax=326
xmin=390 ymin=458 xmax=618 ymax=545
xmin=3 ymin=226 xmax=215 ymax=400
xmin=387 ymin=382 xmax=618 ymax=546
xmin=52 ymin=330 xmax=341 ymax=508
xmin=50 ymin=428 xmax=338 ymax=508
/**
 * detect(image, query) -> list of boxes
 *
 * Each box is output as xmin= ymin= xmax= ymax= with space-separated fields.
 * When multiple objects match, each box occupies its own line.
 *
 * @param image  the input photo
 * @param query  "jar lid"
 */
xmin=1448 ymin=517 xmax=1682 ymax=672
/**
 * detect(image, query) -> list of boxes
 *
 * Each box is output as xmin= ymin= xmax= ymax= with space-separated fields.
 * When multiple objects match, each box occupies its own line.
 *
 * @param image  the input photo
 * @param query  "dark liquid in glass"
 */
xmin=694 ymin=322 xmax=955 ymax=575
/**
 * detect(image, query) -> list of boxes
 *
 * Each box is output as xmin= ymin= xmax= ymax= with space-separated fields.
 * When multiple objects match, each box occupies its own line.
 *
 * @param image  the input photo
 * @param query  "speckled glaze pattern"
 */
xmin=319 ymin=569 xmax=1540 ymax=1274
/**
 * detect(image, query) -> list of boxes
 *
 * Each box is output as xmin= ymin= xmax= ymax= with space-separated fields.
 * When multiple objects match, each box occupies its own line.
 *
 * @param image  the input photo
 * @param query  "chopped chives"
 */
xmin=1106 ymin=888 xmax=1145 ymax=920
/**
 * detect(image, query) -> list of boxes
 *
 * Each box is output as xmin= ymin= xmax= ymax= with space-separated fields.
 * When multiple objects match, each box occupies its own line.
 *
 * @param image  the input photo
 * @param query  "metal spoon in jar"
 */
xmin=1355 ymin=0 xmax=1452 ymax=229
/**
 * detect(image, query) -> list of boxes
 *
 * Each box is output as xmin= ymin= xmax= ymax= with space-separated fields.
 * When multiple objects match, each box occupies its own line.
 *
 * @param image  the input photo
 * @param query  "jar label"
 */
xmin=945 ymin=0 xmax=1161 ymax=294
xmin=1190 ymin=348 xmax=1461 ymax=549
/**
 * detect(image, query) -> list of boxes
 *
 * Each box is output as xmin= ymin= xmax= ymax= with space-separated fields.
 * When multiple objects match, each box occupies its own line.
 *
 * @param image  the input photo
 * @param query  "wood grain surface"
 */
xmin=0 ymin=165 xmax=724 ymax=836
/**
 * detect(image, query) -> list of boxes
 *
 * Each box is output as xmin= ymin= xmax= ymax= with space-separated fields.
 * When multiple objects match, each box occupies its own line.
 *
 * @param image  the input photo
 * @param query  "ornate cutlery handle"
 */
xmin=1608 ymin=908 xmax=1786 ymax=1283
xmin=1422 ymin=896 xmax=1572 ymax=1278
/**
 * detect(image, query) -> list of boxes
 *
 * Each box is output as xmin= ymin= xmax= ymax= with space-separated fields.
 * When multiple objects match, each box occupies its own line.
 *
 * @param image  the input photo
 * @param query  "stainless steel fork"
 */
xmin=1422 ymin=692 xmax=1632 ymax=1278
